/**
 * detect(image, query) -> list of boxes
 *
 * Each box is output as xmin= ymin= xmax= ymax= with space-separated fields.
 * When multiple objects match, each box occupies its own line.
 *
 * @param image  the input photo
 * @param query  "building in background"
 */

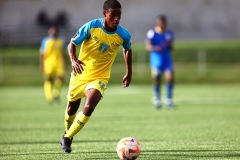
xmin=0 ymin=0 xmax=240 ymax=46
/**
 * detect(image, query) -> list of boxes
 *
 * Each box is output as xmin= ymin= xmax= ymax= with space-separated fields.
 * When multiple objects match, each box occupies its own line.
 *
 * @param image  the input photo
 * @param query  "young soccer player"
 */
xmin=60 ymin=0 xmax=132 ymax=153
xmin=145 ymin=15 xmax=175 ymax=109
xmin=40 ymin=26 xmax=66 ymax=103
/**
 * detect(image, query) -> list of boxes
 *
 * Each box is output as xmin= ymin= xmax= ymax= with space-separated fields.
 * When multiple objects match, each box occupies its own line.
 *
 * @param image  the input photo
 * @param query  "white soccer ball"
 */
xmin=116 ymin=137 xmax=141 ymax=160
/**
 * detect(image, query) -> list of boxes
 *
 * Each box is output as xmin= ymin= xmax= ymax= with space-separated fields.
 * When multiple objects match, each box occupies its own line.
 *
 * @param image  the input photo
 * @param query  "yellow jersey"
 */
xmin=71 ymin=18 xmax=131 ymax=82
xmin=40 ymin=36 xmax=66 ymax=76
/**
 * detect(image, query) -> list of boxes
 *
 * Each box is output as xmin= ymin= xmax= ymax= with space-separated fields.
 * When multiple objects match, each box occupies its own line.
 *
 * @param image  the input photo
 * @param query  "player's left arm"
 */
xmin=122 ymin=48 xmax=132 ymax=88
xmin=163 ymin=39 xmax=174 ymax=51
xmin=166 ymin=30 xmax=174 ymax=51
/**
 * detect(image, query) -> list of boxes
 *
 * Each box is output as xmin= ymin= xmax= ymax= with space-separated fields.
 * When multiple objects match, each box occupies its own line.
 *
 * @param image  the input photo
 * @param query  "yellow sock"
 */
xmin=53 ymin=79 xmax=63 ymax=98
xmin=64 ymin=108 xmax=77 ymax=133
xmin=44 ymin=81 xmax=53 ymax=102
xmin=65 ymin=111 xmax=90 ymax=139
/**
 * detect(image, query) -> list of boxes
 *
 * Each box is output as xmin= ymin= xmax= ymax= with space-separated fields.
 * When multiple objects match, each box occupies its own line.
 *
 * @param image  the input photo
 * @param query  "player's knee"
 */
xmin=167 ymin=77 xmax=174 ymax=83
xmin=67 ymin=100 xmax=81 ymax=115
xmin=83 ymin=104 xmax=95 ymax=116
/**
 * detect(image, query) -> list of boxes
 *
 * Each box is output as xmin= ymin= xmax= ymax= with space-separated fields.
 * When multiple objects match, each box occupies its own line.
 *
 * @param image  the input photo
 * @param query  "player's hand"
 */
xmin=153 ymin=46 xmax=162 ymax=52
xmin=122 ymin=73 xmax=132 ymax=88
xmin=71 ymin=59 xmax=85 ymax=74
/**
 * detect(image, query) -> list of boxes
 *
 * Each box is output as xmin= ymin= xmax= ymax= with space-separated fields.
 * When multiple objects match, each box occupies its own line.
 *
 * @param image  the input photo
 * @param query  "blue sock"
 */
xmin=153 ymin=84 xmax=160 ymax=99
xmin=166 ymin=82 xmax=173 ymax=99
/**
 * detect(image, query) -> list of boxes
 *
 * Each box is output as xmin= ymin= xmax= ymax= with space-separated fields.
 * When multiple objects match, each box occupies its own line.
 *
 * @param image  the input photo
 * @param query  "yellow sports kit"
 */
xmin=68 ymin=18 xmax=132 ymax=101
xmin=40 ymin=36 xmax=66 ymax=78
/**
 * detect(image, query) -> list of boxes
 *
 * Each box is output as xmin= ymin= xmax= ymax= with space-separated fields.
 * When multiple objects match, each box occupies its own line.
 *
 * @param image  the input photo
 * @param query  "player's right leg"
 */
xmin=164 ymin=70 xmax=174 ymax=108
xmin=61 ymin=89 xmax=102 ymax=153
xmin=65 ymin=100 xmax=81 ymax=133
xmin=53 ymin=66 xmax=65 ymax=101
xmin=60 ymin=80 xmax=106 ymax=153
xmin=151 ymin=68 xmax=162 ymax=109
xmin=64 ymin=84 xmax=104 ymax=138
xmin=60 ymin=99 xmax=81 ymax=153
xmin=60 ymin=72 xmax=83 ymax=153
xmin=44 ymin=77 xmax=53 ymax=103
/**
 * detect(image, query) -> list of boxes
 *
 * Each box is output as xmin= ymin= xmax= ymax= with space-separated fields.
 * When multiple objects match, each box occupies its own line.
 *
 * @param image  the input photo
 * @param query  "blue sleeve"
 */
xmin=119 ymin=27 xmax=132 ymax=50
xmin=40 ymin=37 xmax=48 ymax=54
xmin=123 ymin=34 xmax=131 ymax=50
xmin=71 ymin=21 xmax=91 ymax=45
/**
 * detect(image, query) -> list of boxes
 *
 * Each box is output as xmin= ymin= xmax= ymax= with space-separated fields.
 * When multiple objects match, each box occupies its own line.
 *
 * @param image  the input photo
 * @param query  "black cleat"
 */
xmin=60 ymin=137 xmax=72 ymax=153
xmin=62 ymin=132 xmax=73 ymax=145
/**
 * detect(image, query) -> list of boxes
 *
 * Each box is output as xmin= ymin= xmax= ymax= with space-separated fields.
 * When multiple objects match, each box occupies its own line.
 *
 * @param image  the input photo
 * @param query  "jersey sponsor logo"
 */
xmin=99 ymin=43 xmax=110 ymax=53
xmin=98 ymin=81 xmax=105 ymax=89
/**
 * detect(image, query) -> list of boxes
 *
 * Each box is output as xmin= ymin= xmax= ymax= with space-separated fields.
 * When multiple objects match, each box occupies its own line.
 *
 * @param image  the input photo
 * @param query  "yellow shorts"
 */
xmin=67 ymin=72 xmax=108 ymax=102
xmin=44 ymin=63 xmax=64 ymax=78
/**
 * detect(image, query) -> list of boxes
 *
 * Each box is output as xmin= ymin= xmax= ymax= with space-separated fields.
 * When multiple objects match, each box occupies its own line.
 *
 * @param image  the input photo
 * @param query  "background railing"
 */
xmin=1 ymin=40 xmax=240 ymax=86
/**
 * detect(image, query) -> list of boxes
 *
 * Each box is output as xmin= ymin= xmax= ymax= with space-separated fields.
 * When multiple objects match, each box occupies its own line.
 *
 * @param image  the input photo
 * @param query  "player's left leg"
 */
xmin=53 ymin=66 xmax=65 ymax=101
xmin=164 ymin=70 xmax=174 ymax=108
xmin=53 ymin=76 xmax=64 ymax=101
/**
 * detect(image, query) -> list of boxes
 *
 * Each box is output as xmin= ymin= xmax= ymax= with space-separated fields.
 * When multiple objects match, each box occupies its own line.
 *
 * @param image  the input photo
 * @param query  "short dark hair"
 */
xmin=103 ymin=0 xmax=121 ymax=10
xmin=157 ymin=15 xmax=167 ymax=22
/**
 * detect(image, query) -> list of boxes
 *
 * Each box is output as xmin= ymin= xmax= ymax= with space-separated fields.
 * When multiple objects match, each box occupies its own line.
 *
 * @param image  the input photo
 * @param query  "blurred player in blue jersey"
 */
xmin=60 ymin=0 xmax=132 ymax=153
xmin=146 ymin=15 xmax=174 ymax=109
xmin=40 ymin=26 xmax=67 ymax=103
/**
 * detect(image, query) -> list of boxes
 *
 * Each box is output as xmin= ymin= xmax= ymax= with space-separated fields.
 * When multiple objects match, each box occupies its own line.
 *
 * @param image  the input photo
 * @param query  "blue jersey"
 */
xmin=146 ymin=28 xmax=174 ymax=71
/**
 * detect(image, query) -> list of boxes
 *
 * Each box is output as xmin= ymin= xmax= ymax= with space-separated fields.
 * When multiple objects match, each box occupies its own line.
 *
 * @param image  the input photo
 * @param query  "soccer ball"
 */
xmin=116 ymin=137 xmax=141 ymax=160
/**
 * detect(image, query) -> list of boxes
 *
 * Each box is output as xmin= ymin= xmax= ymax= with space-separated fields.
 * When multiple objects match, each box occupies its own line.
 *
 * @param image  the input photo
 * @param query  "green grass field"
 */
xmin=0 ymin=85 xmax=240 ymax=160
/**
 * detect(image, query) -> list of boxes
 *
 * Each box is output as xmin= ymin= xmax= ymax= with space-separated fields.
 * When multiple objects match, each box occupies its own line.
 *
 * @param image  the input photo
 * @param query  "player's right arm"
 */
xmin=67 ymin=42 xmax=85 ymax=74
xmin=145 ymin=30 xmax=162 ymax=52
xmin=39 ymin=38 xmax=47 ymax=75
xmin=145 ymin=40 xmax=162 ymax=52
xmin=68 ymin=21 xmax=92 ymax=74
